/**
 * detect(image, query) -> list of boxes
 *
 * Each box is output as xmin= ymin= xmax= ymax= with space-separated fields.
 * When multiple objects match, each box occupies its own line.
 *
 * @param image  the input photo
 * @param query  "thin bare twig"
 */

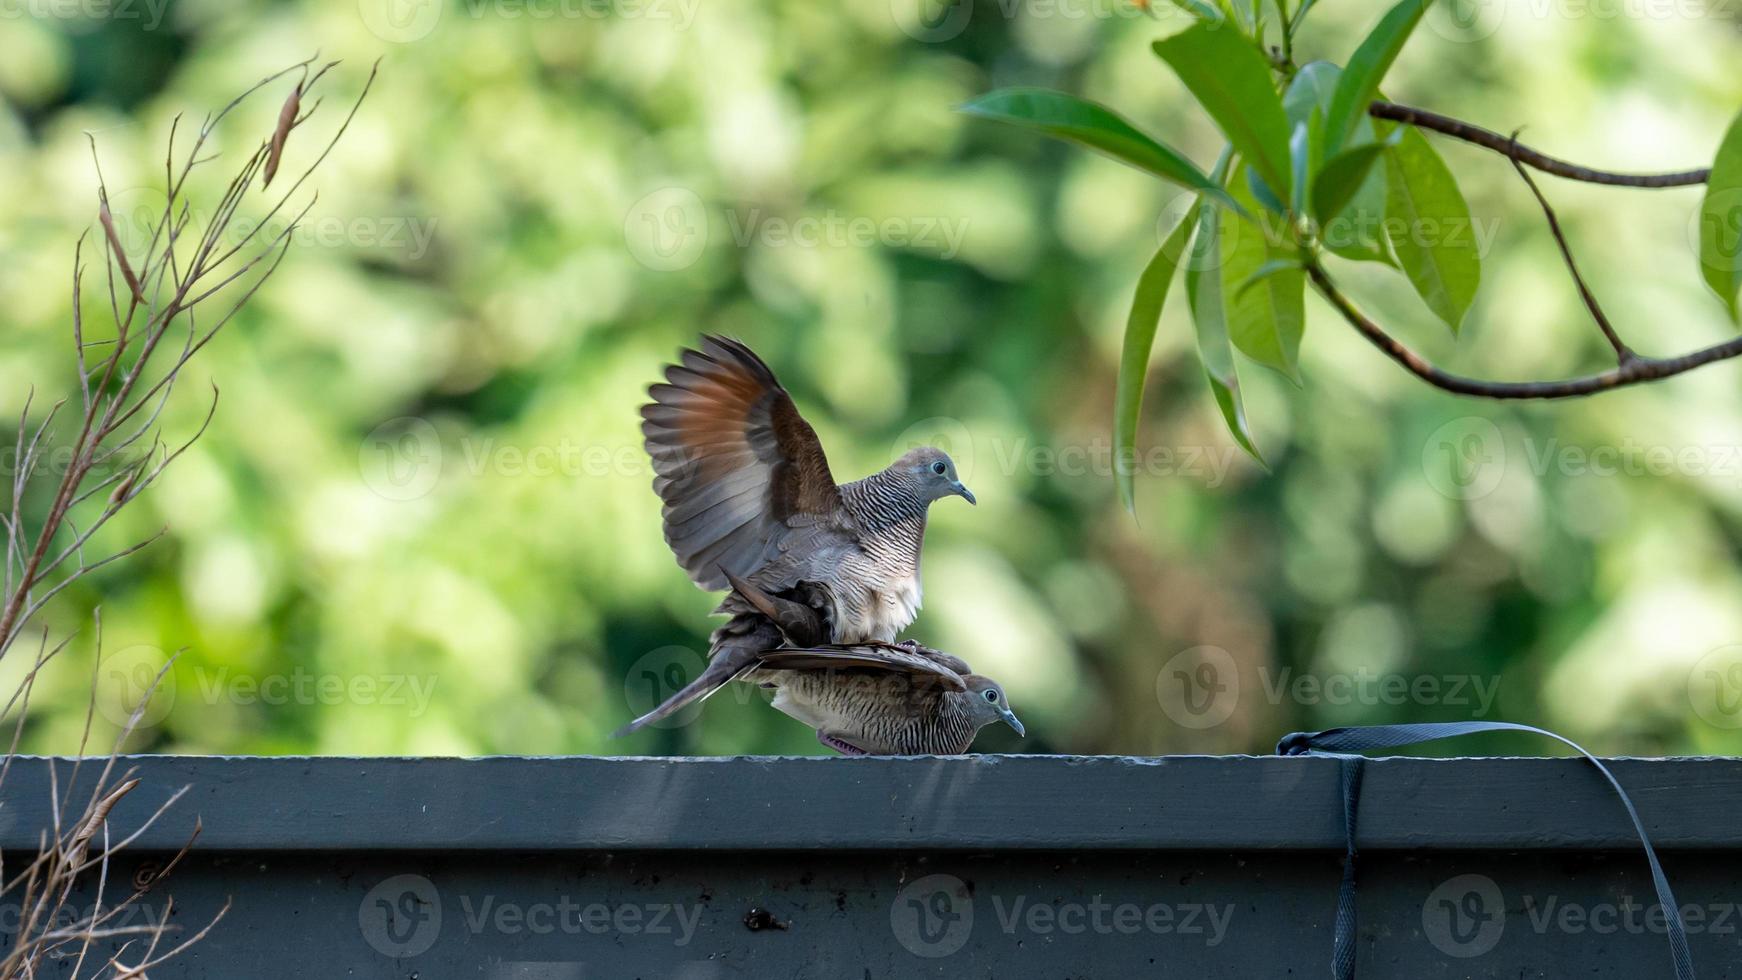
xmin=1307 ymin=262 xmax=1742 ymax=399
xmin=1370 ymin=100 xmax=1710 ymax=188
xmin=1505 ymin=144 xmax=1635 ymax=364
xmin=0 ymin=56 xmax=370 ymax=978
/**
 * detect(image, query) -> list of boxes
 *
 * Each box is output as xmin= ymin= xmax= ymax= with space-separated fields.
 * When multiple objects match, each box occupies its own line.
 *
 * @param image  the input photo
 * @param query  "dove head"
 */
xmin=962 ymin=675 xmax=1024 ymax=737
xmin=894 ymin=446 xmax=975 ymax=506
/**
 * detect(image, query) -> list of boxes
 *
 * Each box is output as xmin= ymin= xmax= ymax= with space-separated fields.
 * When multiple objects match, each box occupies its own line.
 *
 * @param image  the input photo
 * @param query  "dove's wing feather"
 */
xmin=755 ymin=644 xmax=971 ymax=691
xmin=642 ymin=336 xmax=859 ymax=592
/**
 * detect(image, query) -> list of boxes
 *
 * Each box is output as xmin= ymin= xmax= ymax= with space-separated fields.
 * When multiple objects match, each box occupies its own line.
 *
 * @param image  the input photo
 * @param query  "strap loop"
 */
xmin=1276 ymin=721 xmax=1694 ymax=980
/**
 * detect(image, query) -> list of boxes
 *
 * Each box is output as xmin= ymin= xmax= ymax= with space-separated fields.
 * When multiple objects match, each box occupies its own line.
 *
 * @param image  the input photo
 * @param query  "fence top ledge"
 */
xmin=0 ymin=754 xmax=1734 ymax=852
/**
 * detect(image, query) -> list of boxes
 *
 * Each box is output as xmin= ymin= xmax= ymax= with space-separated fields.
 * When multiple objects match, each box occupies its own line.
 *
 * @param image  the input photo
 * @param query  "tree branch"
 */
xmin=1369 ymin=100 xmax=1710 ymax=188
xmin=1505 ymin=149 xmax=1635 ymax=364
xmin=1306 ymin=262 xmax=1742 ymax=399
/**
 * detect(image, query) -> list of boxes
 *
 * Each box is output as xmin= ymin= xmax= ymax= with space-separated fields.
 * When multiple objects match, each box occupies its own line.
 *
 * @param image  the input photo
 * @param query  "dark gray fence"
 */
xmin=2 ymin=755 xmax=1737 ymax=978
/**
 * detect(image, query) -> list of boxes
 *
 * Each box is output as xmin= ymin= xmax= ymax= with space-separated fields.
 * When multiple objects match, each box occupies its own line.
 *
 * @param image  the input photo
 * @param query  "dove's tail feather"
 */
xmin=611 ymin=613 xmax=783 ymax=738
xmin=722 ymin=572 xmax=830 ymax=647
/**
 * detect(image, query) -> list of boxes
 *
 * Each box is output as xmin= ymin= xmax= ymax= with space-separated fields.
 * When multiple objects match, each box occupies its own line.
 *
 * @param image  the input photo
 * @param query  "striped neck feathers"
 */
xmin=842 ymin=468 xmax=931 ymax=538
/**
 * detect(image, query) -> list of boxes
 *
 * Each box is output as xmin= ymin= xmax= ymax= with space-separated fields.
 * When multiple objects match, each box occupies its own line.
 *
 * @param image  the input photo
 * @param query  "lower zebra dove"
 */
xmin=740 ymin=641 xmax=1024 ymax=755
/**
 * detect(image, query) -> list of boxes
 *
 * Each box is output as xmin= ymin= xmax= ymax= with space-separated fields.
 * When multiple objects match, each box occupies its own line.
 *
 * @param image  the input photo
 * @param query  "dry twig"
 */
xmin=0 ymin=57 xmax=374 ymax=978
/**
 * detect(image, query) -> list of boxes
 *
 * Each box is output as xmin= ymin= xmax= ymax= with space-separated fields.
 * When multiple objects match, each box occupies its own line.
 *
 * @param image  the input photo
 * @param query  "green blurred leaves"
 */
xmin=1700 ymin=107 xmax=1742 ymax=324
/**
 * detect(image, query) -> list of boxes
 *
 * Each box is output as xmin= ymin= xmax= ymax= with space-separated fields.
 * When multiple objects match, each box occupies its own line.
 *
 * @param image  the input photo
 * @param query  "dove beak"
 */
xmin=952 ymin=481 xmax=976 ymax=505
xmin=999 ymin=706 xmax=1024 ymax=737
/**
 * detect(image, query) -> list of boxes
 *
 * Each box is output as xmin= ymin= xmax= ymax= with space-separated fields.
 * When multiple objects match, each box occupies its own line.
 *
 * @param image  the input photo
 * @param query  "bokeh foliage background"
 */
xmin=2 ymin=0 xmax=1741 ymax=757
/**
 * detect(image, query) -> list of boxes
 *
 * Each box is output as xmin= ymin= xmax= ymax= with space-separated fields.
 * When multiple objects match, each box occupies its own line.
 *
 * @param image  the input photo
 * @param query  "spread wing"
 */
xmin=642 ymin=336 xmax=855 ymax=591
xmin=754 ymin=643 xmax=971 ymax=692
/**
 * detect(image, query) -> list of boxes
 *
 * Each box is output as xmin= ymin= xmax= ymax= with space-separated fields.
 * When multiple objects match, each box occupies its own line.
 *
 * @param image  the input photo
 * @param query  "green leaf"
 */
xmin=1282 ymin=61 xmax=1340 ymax=137
xmin=1162 ymin=0 xmax=1224 ymax=21
xmin=1220 ymin=0 xmax=1252 ymax=32
xmin=1287 ymin=63 xmax=1392 ymax=264
xmin=1384 ymin=126 xmax=1481 ymax=333
xmin=1114 ymin=204 xmax=1200 ymax=513
xmin=1289 ymin=120 xmax=1311 ymax=218
xmin=1187 ymin=201 xmax=1264 ymax=464
xmin=1312 ymin=141 xmax=1390 ymax=228
xmin=1234 ymin=257 xmax=1307 ymax=300
xmin=1699 ymin=107 xmax=1742 ymax=323
xmin=1324 ymin=0 xmax=1433 ymax=157
xmin=1246 ymin=166 xmax=1288 ymax=217
xmin=1151 ymin=24 xmax=1293 ymax=203
xmin=1221 ymin=165 xmax=1305 ymax=380
xmin=960 ymin=89 xmax=1236 ymax=207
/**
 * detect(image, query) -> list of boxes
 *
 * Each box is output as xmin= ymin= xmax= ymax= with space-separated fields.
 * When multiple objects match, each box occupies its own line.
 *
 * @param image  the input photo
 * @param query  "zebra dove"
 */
xmin=613 ymin=336 xmax=1007 ymax=745
xmin=744 ymin=642 xmax=1022 ymax=754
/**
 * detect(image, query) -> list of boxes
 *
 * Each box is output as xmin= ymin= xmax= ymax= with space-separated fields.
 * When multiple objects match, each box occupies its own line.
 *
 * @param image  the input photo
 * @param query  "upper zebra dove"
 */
xmin=613 ymin=336 xmax=1022 ymax=752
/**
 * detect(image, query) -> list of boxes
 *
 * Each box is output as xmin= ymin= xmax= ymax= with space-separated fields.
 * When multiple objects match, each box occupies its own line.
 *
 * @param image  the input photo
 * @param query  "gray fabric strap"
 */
xmin=1276 ymin=721 xmax=1694 ymax=980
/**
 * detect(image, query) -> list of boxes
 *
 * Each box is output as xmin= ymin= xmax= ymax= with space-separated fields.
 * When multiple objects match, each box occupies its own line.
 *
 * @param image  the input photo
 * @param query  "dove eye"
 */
xmin=931 ymin=461 xmax=947 ymax=475
xmin=983 ymin=689 xmax=999 ymax=703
